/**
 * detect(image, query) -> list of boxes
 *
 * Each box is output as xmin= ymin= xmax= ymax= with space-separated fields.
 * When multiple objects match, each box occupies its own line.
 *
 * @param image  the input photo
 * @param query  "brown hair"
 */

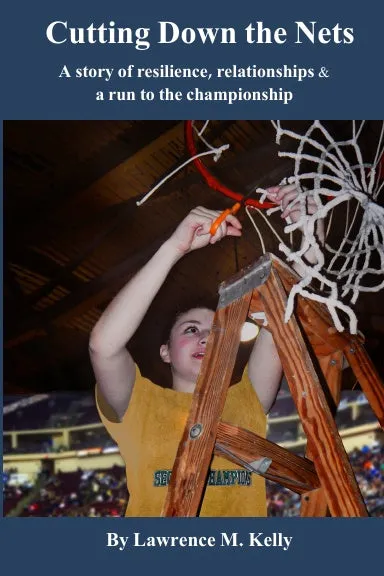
xmin=161 ymin=299 xmax=217 ymax=345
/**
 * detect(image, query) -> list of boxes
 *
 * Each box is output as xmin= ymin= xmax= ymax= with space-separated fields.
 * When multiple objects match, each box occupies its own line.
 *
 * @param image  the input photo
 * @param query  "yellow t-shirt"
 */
xmin=96 ymin=365 xmax=267 ymax=517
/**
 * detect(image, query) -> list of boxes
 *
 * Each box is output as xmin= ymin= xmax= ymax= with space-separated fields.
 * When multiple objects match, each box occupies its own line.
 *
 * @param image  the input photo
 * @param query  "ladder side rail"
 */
xmin=256 ymin=263 xmax=368 ymax=517
xmin=162 ymin=293 xmax=252 ymax=516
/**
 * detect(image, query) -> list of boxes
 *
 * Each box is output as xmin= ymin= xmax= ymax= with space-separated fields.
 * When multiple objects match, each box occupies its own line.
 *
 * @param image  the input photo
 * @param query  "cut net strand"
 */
xmin=268 ymin=120 xmax=384 ymax=333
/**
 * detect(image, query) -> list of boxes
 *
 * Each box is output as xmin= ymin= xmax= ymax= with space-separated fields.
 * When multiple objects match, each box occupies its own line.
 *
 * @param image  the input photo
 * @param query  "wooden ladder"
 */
xmin=161 ymin=253 xmax=384 ymax=517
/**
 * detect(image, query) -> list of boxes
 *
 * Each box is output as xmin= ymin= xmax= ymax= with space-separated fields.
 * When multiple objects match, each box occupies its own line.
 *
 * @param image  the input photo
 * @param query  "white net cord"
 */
xmin=270 ymin=120 xmax=384 ymax=334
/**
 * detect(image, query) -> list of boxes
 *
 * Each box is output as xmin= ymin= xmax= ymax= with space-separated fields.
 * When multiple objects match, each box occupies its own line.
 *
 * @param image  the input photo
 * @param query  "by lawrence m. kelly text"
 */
xmin=106 ymin=531 xmax=293 ymax=551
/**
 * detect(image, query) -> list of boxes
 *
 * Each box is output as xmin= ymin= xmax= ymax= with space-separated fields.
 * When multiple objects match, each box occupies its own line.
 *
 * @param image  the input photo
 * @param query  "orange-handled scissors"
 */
xmin=210 ymin=202 xmax=241 ymax=236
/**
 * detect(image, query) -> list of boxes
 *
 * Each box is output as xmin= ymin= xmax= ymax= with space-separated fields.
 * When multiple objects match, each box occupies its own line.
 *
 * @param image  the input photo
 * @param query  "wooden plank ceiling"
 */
xmin=4 ymin=120 xmax=384 ymax=393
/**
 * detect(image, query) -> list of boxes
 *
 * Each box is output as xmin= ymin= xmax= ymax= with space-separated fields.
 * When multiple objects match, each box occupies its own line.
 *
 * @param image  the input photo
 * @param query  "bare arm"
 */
xmin=247 ymin=328 xmax=283 ymax=414
xmin=89 ymin=240 xmax=183 ymax=419
xmin=247 ymin=184 xmax=325 ymax=413
xmin=89 ymin=206 xmax=241 ymax=419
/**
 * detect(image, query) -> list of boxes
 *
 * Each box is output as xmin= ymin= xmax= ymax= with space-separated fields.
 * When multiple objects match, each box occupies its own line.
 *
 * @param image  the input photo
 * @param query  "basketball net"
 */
xmin=138 ymin=120 xmax=384 ymax=334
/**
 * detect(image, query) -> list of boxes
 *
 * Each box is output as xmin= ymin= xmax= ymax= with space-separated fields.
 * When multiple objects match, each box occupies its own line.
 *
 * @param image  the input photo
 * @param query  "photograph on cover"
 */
xmin=3 ymin=120 xmax=384 ymax=518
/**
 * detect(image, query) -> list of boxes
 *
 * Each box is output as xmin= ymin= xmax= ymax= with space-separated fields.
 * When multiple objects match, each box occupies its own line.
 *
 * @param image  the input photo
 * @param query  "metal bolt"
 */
xmin=349 ymin=347 xmax=355 ymax=354
xmin=189 ymin=423 xmax=203 ymax=439
xmin=330 ymin=359 xmax=337 ymax=366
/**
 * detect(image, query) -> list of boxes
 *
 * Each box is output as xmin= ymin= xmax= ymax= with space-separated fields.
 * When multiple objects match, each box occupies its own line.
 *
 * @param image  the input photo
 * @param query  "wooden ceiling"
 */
xmin=4 ymin=120 xmax=384 ymax=393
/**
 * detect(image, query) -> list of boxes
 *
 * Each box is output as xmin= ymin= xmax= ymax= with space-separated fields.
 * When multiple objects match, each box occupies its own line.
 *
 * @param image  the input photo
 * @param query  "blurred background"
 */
xmin=3 ymin=387 xmax=383 ymax=517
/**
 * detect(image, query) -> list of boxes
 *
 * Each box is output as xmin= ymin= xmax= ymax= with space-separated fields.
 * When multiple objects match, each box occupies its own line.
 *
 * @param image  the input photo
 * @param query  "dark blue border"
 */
xmin=1 ymin=0 xmax=384 ymax=118
xmin=2 ymin=1 xmax=383 ymax=574
xmin=2 ymin=517 xmax=383 ymax=574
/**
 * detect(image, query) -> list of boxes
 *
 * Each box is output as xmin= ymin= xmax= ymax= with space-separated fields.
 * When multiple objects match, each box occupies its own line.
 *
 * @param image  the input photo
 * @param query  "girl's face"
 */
xmin=160 ymin=308 xmax=214 ymax=392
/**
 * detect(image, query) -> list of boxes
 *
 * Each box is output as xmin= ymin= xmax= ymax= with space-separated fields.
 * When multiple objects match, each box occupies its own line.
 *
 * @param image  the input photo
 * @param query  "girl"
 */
xmin=90 ymin=185 xmax=321 ymax=516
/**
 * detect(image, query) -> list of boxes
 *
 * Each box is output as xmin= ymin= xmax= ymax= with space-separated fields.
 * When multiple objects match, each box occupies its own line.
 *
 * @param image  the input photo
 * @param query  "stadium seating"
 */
xmin=4 ymin=388 xmax=382 ymax=517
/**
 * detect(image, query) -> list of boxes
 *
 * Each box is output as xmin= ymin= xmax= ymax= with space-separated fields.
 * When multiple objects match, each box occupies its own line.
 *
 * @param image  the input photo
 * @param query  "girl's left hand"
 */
xmin=265 ymin=184 xmax=324 ymax=242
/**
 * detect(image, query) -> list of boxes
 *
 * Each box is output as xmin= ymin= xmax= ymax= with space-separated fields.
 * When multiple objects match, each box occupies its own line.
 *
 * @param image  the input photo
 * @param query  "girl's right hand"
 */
xmin=168 ymin=206 xmax=242 ymax=255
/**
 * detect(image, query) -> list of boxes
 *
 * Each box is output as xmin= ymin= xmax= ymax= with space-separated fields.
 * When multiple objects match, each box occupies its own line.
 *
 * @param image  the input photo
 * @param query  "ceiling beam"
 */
xmin=25 ymin=121 xmax=238 ymax=308
xmin=5 ymin=231 xmax=171 ymax=348
xmin=5 ymin=148 xmax=293 ymax=348
xmin=5 ymin=120 xmax=181 ymax=251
